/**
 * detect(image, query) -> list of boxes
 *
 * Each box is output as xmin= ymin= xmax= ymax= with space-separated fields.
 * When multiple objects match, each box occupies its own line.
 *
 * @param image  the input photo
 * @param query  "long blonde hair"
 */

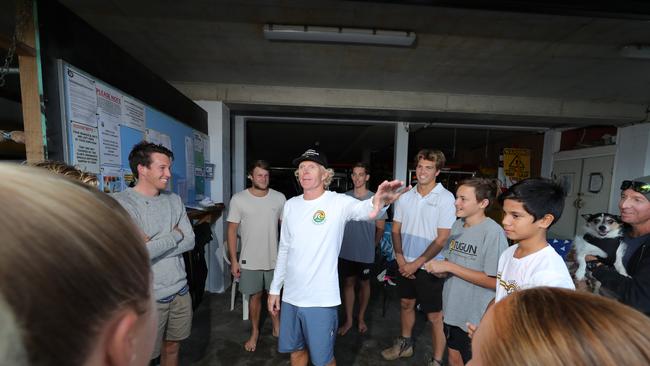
xmin=482 ymin=287 xmax=650 ymax=366
xmin=0 ymin=164 xmax=151 ymax=366
xmin=294 ymin=166 xmax=335 ymax=189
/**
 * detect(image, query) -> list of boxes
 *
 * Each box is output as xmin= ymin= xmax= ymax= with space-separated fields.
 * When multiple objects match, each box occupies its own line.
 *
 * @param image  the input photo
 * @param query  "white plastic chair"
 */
xmin=223 ymin=240 xmax=249 ymax=320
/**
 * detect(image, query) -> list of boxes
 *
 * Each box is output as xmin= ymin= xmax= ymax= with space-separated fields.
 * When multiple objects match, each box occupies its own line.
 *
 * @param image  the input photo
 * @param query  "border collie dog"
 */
xmin=574 ymin=213 xmax=627 ymax=281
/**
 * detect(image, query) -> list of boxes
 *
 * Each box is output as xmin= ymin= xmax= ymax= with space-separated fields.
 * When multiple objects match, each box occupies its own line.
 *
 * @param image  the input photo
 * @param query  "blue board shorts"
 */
xmin=278 ymin=302 xmax=338 ymax=366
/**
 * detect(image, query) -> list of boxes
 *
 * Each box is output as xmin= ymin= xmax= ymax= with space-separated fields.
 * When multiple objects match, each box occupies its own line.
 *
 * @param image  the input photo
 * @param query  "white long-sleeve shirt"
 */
xmin=270 ymin=190 xmax=381 ymax=307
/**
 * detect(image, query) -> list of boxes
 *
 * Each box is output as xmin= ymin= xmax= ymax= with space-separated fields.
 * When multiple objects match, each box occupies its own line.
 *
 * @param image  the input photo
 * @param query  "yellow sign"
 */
xmin=503 ymin=148 xmax=531 ymax=179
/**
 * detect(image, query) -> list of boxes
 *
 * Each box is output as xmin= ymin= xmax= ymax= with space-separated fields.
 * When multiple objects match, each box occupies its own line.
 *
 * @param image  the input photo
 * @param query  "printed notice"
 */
xmin=67 ymin=68 xmax=97 ymax=127
xmin=145 ymin=128 xmax=172 ymax=151
xmin=98 ymin=117 xmax=121 ymax=166
xmin=96 ymin=84 xmax=122 ymax=126
xmin=122 ymin=96 xmax=145 ymax=131
xmin=71 ymin=122 xmax=100 ymax=173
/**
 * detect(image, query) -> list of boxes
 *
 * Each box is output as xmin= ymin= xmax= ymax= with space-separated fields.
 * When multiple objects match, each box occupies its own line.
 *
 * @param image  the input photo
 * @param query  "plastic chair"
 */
xmin=223 ymin=241 xmax=249 ymax=320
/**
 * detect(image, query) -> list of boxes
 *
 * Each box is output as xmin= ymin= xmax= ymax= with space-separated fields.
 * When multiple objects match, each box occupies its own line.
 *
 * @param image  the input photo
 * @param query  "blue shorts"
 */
xmin=278 ymin=302 xmax=338 ymax=366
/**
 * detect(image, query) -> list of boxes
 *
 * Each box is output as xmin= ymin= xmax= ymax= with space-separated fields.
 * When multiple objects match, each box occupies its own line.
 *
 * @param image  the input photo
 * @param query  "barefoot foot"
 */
xmin=358 ymin=321 xmax=368 ymax=334
xmin=244 ymin=332 xmax=259 ymax=352
xmin=337 ymin=322 xmax=352 ymax=336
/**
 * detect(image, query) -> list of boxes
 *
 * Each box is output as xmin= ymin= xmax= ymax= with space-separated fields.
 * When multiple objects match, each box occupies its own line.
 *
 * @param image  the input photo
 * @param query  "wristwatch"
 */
xmin=586 ymin=260 xmax=603 ymax=272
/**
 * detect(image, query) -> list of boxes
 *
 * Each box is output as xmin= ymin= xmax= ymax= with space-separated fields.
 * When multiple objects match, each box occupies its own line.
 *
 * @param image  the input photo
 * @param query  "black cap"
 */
xmin=293 ymin=149 xmax=329 ymax=169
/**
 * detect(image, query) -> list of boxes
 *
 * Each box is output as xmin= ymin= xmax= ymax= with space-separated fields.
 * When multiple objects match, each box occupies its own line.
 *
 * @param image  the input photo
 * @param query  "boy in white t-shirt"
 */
xmin=495 ymin=178 xmax=575 ymax=302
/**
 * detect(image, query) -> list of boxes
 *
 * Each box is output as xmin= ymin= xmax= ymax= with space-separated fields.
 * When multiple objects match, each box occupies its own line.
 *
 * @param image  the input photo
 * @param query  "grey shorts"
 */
xmin=153 ymin=292 xmax=192 ymax=358
xmin=239 ymin=268 xmax=274 ymax=295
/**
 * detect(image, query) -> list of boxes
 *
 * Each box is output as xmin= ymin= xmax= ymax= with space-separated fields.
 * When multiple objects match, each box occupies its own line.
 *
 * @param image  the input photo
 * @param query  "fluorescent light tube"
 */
xmin=263 ymin=24 xmax=416 ymax=47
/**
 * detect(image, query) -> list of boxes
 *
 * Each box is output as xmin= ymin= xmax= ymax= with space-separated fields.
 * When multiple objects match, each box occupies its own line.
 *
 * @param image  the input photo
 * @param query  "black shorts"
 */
xmin=338 ymin=258 xmax=373 ymax=281
xmin=444 ymin=323 xmax=472 ymax=363
xmin=395 ymin=269 xmax=443 ymax=313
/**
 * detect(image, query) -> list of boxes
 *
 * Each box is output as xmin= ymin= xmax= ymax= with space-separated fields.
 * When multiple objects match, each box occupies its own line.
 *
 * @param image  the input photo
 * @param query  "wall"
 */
xmin=610 ymin=123 xmax=650 ymax=212
xmin=39 ymin=1 xmax=207 ymax=160
xmin=196 ymin=101 xmax=231 ymax=293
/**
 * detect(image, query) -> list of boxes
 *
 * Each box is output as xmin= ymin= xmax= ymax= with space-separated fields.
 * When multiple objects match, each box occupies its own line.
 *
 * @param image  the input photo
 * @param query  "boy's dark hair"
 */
xmin=128 ymin=141 xmax=174 ymax=179
xmin=248 ymin=160 xmax=270 ymax=175
xmin=459 ymin=177 xmax=498 ymax=207
xmin=352 ymin=162 xmax=370 ymax=175
xmin=498 ymin=178 xmax=566 ymax=225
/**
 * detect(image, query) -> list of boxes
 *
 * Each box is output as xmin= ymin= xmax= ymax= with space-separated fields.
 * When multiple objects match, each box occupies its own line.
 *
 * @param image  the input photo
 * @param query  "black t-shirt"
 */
xmin=623 ymin=234 xmax=650 ymax=266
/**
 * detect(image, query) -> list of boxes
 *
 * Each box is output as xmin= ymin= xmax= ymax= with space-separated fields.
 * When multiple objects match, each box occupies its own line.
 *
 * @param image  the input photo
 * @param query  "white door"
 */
xmin=551 ymin=155 xmax=614 ymax=239
xmin=552 ymin=158 xmax=582 ymax=239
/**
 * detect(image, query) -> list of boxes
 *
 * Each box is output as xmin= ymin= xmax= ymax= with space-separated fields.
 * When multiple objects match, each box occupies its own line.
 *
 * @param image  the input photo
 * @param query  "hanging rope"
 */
xmin=0 ymin=0 xmax=32 ymax=88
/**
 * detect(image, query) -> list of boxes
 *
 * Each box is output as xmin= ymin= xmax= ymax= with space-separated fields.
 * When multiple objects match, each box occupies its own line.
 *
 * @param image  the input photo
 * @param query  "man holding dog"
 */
xmin=587 ymin=175 xmax=650 ymax=315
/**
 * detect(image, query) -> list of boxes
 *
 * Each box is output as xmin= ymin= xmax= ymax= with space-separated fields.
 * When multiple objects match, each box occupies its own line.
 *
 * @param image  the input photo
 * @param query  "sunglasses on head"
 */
xmin=620 ymin=180 xmax=650 ymax=193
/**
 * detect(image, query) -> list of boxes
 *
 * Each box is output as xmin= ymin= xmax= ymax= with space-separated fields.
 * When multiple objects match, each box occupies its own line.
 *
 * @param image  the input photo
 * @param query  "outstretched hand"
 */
xmin=370 ymin=180 xmax=410 ymax=219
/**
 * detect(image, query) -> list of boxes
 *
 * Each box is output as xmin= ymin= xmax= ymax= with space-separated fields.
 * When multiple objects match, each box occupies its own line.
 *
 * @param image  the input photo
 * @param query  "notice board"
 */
xmin=61 ymin=63 xmax=210 ymax=203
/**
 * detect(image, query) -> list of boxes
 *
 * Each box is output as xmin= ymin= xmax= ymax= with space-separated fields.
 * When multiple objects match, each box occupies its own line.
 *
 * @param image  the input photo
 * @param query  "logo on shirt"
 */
xmin=448 ymin=239 xmax=478 ymax=257
xmin=497 ymin=272 xmax=519 ymax=295
xmin=313 ymin=210 xmax=326 ymax=224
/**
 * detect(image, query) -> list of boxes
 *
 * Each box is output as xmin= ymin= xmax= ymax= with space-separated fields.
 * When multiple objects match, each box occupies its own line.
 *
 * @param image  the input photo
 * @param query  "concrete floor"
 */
xmin=180 ymin=280 xmax=440 ymax=365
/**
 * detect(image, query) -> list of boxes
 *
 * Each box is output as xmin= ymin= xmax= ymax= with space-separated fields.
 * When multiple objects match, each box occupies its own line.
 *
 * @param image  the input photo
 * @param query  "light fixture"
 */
xmin=620 ymin=44 xmax=650 ymax=59
xmin=263 ymin=24 xmax=416 ymax=47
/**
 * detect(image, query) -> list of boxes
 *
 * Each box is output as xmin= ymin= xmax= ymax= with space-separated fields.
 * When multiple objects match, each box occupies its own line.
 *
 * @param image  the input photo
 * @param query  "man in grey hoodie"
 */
xmin=113 ymin=141 xmax=195 ymax=366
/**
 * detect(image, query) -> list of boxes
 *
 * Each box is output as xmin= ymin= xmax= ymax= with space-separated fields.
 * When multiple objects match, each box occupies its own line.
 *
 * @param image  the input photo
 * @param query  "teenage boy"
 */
xmin=113 ymin=141 xmax=195 ymax=366
xmin=425 ymin=178 xmax=508 ymax=365
xmin=381 ymin=149 xmax=456 ymax=366
xmin=337 ymin=162 xmax=386 ymax=336
xmin=588 ymin=176 xmax=650 ymax=315
xmin=268 ymin=149 xmax=408 ymax=366
xmin=495 ymin=178 xmax=574 ymax=302
xmin=227 ymin=160 xmax=286 ymax=351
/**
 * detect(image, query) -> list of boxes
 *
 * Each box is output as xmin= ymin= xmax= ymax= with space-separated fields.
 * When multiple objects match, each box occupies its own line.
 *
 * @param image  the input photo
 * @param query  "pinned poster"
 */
xmin=193 ymin=132 xmax=205 ymax=198
xmin=100 ymin=165 xmax=124 ymax=193
xmin=503 ymin=148 xmax=531 ymax=184
xmin=122 ymin=96 xmax=145 ymax=131
xmin=185 ymin=136 xmax=195 ymax=190
xmin=71 ymin=122 xmax=100 ymax=174
xmin=66 ymin=68 xmax=97 ymax=127
xmin=176 ymin=178 xmax=188 ymax=204
xmin=98 ymin=117 xmax=121 ymax=166
xmin=95 ymin=84 xmax=122 ymax=126
xmin=145 ymin=128 xmax=172 ymax=151
xmin=123 ymin=171 xmax=136 ymax=189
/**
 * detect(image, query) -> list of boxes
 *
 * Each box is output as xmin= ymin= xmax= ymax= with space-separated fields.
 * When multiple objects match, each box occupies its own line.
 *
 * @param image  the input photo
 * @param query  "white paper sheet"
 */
xmin=98 ymin=117 xmax=121 ymax=166
xmin=67 ymin=68 xmax=97 ymax=127
xmin=95 ymin=84 xmax=122 ymax=126
xmin=122 ymin=96 xmax=146 ymax=131
xmin=71 ymin=122 xmax=100 ymax=173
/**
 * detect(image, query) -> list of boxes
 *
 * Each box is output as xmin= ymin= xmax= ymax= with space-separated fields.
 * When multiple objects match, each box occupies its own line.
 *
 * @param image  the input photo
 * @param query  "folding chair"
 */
xmin=223 ymin=240 xmax=249 ymax=320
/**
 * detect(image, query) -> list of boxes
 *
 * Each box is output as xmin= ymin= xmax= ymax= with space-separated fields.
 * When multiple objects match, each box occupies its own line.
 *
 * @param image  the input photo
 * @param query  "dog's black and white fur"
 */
xmin=574 ymin=213 xmax=628 ymax=282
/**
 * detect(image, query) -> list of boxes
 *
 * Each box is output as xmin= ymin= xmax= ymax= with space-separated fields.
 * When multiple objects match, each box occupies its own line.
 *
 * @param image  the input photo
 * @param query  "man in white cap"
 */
xmin=587 ymin=175 xmax=650 ymax=315
xmin=268 ymin=148 xmax=409 ymax=366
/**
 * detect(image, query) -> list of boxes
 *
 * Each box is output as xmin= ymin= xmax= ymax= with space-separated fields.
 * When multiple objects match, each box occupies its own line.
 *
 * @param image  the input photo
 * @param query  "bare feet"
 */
xmin=337 ymin=322 xmax=353 ymax=336
xmin=358 ymin=321 xmax=368 ymax=334
xmin=244 ymin=332 xmax=259 ymax=352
